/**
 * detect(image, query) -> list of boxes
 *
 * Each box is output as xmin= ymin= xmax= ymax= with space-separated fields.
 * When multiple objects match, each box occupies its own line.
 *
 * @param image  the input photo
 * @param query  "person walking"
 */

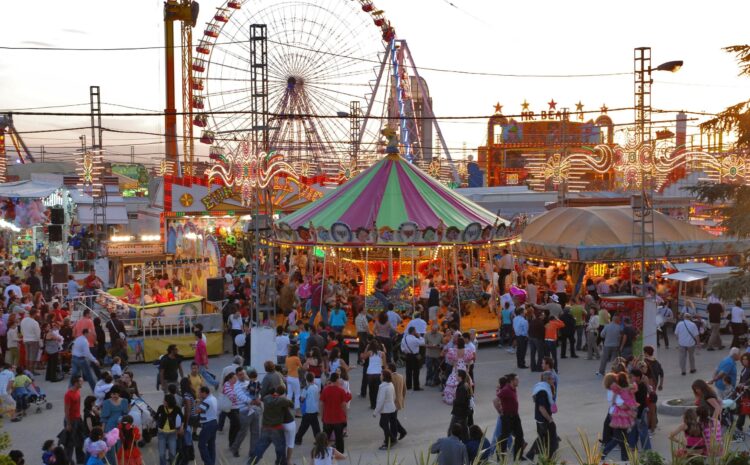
xmin=248 ymin=385 xmax=293 ymax=465
xmin=448 ymin=369 xmax=471 ymax=442
xmin=513 ymin=308 xmax=529 ymax=369
xmin=373 ymin=369 xmax=398 ymax=450
xmin=155 ymin=394 xmax=183 ymax=465
xmin=597 ymin=315 xmax=624 ymax=376
xmin=319 ymin=371 xmax=352 ymax=453
xmin=197 ymin=386 xmax=218 ymax=465
xmin=70 ymin=329 xmax=99 ymax=391
xmin=20 ymin=309 xmax=41 ymax=374
xmin=45 ymin=321 xmax=64 ymax=382
xmin=730 ymin=300 xmax=746 ymax=349
xmin=499 ymin=373 xmax=525 ymax=460
xmin=586 ymin=307 xmax=600 ymax=360
xmin=571 ymin=298 xmax=586 ymax=352
xmin=63 ymin=375 xmax=86 ymax=464
xmin=401 ymin=326 xmax=424 ymax=391
xmin=354 ymin=307 xmax=371 ymax=365
xmin=543 ymin=314 xmax=565 ymax=371
xmin=559 ymin=307 xmax=578 ymax=359
xmin=427 ymin=281 xmax=441 ymax=323
xmin=161 ymin=344 xmax=185 ymax=393
xmin=364 ymin=340 xmax=385 ymax=409
xmin=294 ymin=373 xmax=321 ymax=445
xmin=706 ymin=298 xmax=725 ymax=351
xmin=528 ymin=312 xmax=545 ymax=372
xmin=675 ymin=314 xmax=700 ymax=376
xmin=642 ymin=346 xmax=664 ymax=431
xmin=431 ymin=424 xmax=469 ymax=465
xmin=628 ymin=368 xmax=652 ymax=451
xmin=657 ymin=302 xmax=673 ymax=349
xmin=709 ymin=347 xmax=740 ymax=395
xmin=525 ymin=371 xmax=558 ymax=462
xmin=389 ymin=362 xmax=408 ymax=441
xmin=424 ymin=323 xmax=444 ymax=386
xmin=230 ymin=368 xmax=261 ymax=457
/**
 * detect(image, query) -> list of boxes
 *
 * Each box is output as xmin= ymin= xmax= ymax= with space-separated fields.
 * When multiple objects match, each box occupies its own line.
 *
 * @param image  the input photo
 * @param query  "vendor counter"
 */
xmin=101 ymin=288 xmax=223 ymax=363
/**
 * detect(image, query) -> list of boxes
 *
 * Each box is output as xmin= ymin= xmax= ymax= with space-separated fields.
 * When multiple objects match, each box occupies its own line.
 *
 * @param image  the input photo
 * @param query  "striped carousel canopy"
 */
xmin=274 ymin=154 xmax=512 ymax=246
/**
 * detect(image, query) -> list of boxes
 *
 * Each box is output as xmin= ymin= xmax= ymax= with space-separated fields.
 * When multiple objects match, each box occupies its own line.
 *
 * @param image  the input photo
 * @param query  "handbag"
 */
xmin=217 ymin=392 xmax=232 ymax=413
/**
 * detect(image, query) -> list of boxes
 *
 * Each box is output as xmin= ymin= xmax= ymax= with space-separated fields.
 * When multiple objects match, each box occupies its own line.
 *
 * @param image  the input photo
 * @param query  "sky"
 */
xmin=2 ymin=0 xmax=750 ymax=167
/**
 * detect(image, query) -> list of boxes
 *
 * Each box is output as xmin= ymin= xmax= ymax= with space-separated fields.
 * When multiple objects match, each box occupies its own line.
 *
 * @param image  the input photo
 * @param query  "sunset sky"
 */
xmin=2 ymin=0 xmax=750 ymax=166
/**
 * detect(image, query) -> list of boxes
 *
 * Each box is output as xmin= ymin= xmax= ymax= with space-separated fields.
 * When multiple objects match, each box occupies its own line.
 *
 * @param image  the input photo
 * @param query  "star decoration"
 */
xmin=575 ymin=101 xmax=584 ymax=112
xmin=600 ymin=104 xmax=608 ymax=114
xmin=494 ymin=102 xmax=503 ymax=114
xmin=521 ymin=100 xmax=530 ymax=111
xmin=548 ymin=99 xmax=557 ymax=110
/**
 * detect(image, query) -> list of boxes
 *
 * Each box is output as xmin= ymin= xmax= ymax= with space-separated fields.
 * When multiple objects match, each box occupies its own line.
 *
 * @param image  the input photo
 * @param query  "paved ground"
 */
xmin=4 ymin=334 xmax=743 ymax=465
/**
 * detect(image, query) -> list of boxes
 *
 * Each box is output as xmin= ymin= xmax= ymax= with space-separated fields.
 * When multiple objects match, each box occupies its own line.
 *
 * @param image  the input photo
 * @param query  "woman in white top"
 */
xmin=364 ymin=340 xmax=386 ymax=410
xmin=374 ymin=369 xmax=398 ymax=450
xmin=228 ymin=309 xmax=244 ymax=356
xmin=311 ymin=431 xmax=346 ymax=465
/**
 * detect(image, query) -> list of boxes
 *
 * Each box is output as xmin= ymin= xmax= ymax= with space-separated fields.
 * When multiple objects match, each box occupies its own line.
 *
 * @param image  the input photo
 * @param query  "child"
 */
xmin=310 ymin=431 xmax=345 ymax=465
xmin=83 ymin=426 xmax=106 ymax=464
xmin=669 ymin=408 xmax=706 ymax=457
xmin=42 ymin=439 xmax=55 ymax=465
xmin=116 ymin=414 xmax=143 ymax=465
xmin=111 ymin=357 xmax=123 ymax=380
xmin=11 ymin=366 xmax=32 ymax=415
xmin=698 ymin=405 xmax=723 ymax=457
xmin=718 ymin=375 xmax=734 ymax=400
xmin=83 ymin=396 xmax=101 ymax=436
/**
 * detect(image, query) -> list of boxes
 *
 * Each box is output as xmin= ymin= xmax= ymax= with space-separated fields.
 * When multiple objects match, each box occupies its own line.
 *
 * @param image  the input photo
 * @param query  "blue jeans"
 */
xmin=602 ymin=428 xmax=629 ymax=461
xmin=199 ymin=366 xmax=219 ymax=389
xmin=70 ymin=356 xmax=96 ymax=391
xmin=489 ymin=415 xmax=512 ymax=456
xmin=426 ymin=356 xmax=440 ymax=386
xmin=199 ymin=420 xmax=218 ymax=465
xmin=249 ymin=427 xmax=287 ymax=465
xmin=158 ymin=431 xmax=177 ymax=465
xmin=628 ymin=409 xmax=652 ymax=450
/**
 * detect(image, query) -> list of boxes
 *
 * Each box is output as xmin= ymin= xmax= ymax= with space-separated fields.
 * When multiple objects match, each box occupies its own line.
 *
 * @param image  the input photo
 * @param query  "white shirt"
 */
xmin=366 ymin=352 xmax=383 ymax=375
xmin=526 ymin=283 xmax=538 ymax=305
xmin=276 ymin=334 xmax=290 ymax=357
xmin=199 ymin=394 xmax=218 ymax=423
xmin=4 ymin=284 xmax=20 ymax=304
xmin=405 ymin=318 xmax=427 ymax=335
xmin=587 ymin=314 xmax=600 ymax=332
xmin=419 ymin=279 xmax=431 ymax=299
xmin=225 ymin=254 xmax=235 ymax=269
xmin=675 ymin=320 xmax=700 ymax=347
xmin=500 ymin=293 xmax=515 ymax=313
xmin=731 ymin=306 xmax=745 ymax=324
xmin=499 ymin=254 xmax=513 ymax=270
xmin=229 ymin=314 xmax=243 ymax=331
xmin=387 ymin=310 xmax=402 ymax=329
xmin=374 ymin=381 xmax=397 ymax=414
xmin=401 ymin=333 xmax=425 ymax=354
xmin=555 ymin=279 xmax=567 ymax=293
xmin=20 ymin=317 xmax=41 ymax=342
xmin=0 ymin=368 xmax=13 ymax=394
xmin=71 ymin=335 xmax=97 ymax=362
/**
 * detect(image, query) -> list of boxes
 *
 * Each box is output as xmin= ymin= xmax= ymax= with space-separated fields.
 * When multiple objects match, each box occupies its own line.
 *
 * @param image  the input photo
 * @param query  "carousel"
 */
xmin=272 ymin=134 xmax=523 ymax=342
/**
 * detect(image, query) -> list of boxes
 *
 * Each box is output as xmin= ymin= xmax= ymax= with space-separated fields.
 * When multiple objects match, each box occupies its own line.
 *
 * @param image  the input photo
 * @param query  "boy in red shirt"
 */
xmin=319 ymin=372 xmax=352 ymax=452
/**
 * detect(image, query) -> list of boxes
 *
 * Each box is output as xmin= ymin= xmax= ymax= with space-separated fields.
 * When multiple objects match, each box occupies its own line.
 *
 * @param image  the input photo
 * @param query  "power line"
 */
xmin=0 ymin=40 xmax=631 ymax=79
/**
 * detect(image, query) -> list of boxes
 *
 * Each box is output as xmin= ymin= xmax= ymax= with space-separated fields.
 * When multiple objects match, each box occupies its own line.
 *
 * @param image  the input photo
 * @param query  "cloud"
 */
xmin=62 ymin=28 xmax=87 ymax=35
xmin=20 ymin=41 xmax=54 ymax=47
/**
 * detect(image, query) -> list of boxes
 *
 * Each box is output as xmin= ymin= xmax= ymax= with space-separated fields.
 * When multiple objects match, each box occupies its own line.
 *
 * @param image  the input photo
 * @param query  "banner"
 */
xmin=600 ymin=295 xmax=645 ymax=356
xmin=143 ymin=332 xmax=223 ymax=362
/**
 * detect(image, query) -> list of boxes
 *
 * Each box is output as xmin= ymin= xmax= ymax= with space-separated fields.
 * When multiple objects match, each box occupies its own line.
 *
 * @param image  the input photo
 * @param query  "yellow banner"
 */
xmin=143 ymin=332 xmax=223 ymax=362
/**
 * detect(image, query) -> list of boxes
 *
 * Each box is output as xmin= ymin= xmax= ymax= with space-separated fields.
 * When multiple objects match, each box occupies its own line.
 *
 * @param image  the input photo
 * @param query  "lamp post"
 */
xmin=633 ymin=47 xmax=682 ymax=296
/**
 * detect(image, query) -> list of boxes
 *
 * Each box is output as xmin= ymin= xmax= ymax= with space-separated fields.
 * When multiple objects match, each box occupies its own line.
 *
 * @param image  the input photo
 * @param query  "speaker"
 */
xmin=48 ymin=225 xmax=63 ymax=242
xmin=206 ymin=277 xmax=225 ymax=302
xmin=50 ymin=208 xmax=64 ymax=225
xmin=52 ymin=263 xmax=68 ymax=284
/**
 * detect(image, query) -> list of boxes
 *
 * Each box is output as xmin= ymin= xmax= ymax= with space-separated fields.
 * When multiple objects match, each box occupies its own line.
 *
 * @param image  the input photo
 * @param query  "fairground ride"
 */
xmin=189 ymin=0 xmax=459 ymax=185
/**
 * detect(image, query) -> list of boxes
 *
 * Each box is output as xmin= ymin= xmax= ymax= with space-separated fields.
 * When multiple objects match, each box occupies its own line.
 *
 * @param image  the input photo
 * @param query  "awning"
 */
xmin=664 ymin=271 xmax=706 ymax=283
xmin=76 ymin=205 xmax=129 ymax=225
xmin=0 ymin=180 xmax=61 ymax=199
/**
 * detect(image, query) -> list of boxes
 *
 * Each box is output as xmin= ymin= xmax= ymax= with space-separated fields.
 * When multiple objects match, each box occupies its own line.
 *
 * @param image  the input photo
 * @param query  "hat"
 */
xmin=549 ymin=294 xmax=559 ymax=303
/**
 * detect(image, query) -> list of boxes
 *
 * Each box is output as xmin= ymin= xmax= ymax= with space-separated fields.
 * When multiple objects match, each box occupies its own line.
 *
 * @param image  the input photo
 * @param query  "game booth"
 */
xmin=273 ymin=148 xmax=522 ymax=343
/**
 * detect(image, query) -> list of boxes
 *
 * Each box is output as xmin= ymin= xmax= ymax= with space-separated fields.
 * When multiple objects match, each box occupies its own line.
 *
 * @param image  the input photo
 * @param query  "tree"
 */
xmin=682 ymin=45 xmax=750 ymax=301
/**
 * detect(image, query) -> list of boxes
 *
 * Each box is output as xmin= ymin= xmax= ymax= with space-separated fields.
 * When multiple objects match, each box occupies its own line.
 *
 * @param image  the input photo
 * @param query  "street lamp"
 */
xmin=633 ymin=47 xmax=683 ymax=297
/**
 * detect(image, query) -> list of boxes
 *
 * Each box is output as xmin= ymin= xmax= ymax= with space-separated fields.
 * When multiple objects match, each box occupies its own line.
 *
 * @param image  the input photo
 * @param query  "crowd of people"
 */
xmin=2 ymin=247 xmax=750 ymax=465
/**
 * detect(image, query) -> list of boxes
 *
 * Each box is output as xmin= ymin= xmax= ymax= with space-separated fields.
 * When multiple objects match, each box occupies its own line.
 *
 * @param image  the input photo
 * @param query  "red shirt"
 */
xmin=498 ymin=384 xmax=519 ymax=416
xmin=73 ymin=317 xmax=95 ymax=347
xmin=319 ymin=384 xmax=351 ymax=424
xmin=64 ymin=388 xmax=81 ymax=421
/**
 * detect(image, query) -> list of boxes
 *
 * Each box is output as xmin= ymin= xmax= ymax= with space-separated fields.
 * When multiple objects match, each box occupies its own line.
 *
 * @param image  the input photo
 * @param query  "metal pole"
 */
xmin=318 ymin=247 xmax=327 ymax=321
xmin=453 ymin=247 xmax=461 ymax=329
xmin=364 ymin=248 xmax=369 ymax=314
xmin=411 ymin=248 xmax=416 ymax=314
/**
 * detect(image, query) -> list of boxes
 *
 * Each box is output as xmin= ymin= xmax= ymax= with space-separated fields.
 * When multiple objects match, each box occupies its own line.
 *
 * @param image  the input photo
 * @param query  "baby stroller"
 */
xmin=12 ymin=371 xmax=53 ymax=414
xmin=130 ymin=396 xmax=158 ymax=447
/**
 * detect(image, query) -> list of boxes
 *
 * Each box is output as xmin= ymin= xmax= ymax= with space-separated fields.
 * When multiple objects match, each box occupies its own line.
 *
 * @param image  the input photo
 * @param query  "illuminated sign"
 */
xmin=201 ymin=186 xmax=234 ymax=210
xmin=521 ymin=109 xmax=571 ymax=122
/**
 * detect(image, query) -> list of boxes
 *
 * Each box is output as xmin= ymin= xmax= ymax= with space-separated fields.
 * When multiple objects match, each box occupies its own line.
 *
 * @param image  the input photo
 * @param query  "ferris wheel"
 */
xmin=191 ymin=0 xmax=397 ymax=181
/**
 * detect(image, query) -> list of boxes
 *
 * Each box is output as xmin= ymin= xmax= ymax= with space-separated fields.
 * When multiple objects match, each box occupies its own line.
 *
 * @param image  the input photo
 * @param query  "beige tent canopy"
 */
xmin=517 ymin=205 xmax=747 ymax=263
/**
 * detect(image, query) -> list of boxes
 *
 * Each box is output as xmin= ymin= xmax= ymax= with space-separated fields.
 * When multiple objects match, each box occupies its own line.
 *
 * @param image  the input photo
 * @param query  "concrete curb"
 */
xmin=658 ymin=398 xmax=693 ymax=416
